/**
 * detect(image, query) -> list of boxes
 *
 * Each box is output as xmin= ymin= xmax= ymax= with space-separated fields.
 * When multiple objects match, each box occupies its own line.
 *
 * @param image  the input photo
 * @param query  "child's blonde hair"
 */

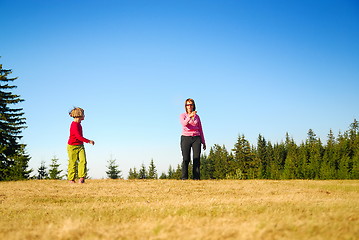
xmin=69 ymin=107 xmax=85 ymax=118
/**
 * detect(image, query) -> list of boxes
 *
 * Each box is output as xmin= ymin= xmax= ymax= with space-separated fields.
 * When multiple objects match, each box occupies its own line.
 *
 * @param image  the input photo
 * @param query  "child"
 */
xmin=67 ymin=107 xmax=95 ymax=183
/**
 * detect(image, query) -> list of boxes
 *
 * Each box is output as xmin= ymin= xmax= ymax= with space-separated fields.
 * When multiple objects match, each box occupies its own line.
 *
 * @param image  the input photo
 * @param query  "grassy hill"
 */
xmin=0 ymin=180 xmax=358 ymax=239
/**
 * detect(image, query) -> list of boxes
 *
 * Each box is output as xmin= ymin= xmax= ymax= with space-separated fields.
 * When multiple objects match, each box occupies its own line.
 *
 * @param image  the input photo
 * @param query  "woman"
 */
xmin=180 ymin=98 xmax=206 ymax=180
xmin=67 ymin=107 xmax=95 ymax=183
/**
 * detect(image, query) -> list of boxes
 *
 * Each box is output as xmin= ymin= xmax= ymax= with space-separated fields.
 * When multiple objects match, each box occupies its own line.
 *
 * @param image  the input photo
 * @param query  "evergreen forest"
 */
xmin=156 ymin=120 xmax=359 ymax=180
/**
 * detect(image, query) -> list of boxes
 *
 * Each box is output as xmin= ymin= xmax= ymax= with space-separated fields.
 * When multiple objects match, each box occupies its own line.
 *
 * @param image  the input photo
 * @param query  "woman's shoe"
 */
xmin=79 ymin=177 xmax=85 ymax=184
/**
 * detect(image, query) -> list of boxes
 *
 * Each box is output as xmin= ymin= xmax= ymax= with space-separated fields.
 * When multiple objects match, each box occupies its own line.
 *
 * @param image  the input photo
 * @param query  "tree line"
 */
xmin=1 ymin=62 xmax=358 ymax=180
xmin=128 ymin=120 xmax=358 ymax=180
xmin=29 ymin=119 xmax=359 ymax=180
xmin=198 ymin=122 xmax=359 ymax=180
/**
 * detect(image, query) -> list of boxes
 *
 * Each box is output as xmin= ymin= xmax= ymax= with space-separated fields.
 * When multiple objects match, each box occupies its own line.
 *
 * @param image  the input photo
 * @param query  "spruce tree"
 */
xmin=282 ymin=143 xmax=298 ymax=179
xmin=159 ymin=172 xmax=167 ymax=179
xmin=128 ymin=167 xmax=139 ymax=179
xmin=48 ymin=156 xmax=64 ymax=180
xmin=0 ymin=63 xmax=31 ymax=180
xmin=272 ymin=142 xmax=287 ymax=179
xmin=147 ymin=159 xmax=158 ymax=179
xmin=256 ymin=134 xmax=269 ymax=179
xmin=232 ymin=135 xmax=255 ymax=179
xmin=348 ymin=119 xmax=358 ymax=146
xmin=306 ymin=130 xmax=323 ymax=179
xmin=200 ymin=153 xmax=214 ymax=179
xmin=9 ymin=148 xmax=31 ymax=180
xmin=209 ymin=144 xmax=229 ymax=179
xmin=348 ymin=119 xmax=359 ymax=178
xmin=139 ymin=164 xmax=147 ymax=179
xmin=37 ymin=161 xmax=48 ymax=180
xmin=337 ymin=131 xmax=351 ymax=179
xmin=188 ymin=161 xmax=193 ymax=179
xmin=265 ymin=141 xmax=277 ymax=179
xmin=337 ymin=155 xmax=350 ymax=179
xmin=167 ymin=165 xmax=174 ymax=179
xmin=351 ymin=151 xmax=359 ymax=179
xmin=106 ymin=158 xmax=122 ymax=179
xmin=173 ymin=164 xmax=182 ymax=180
xmin=351 ymin=120 xmax=359 ymax=179
xmin=320 ymin=130 xmax=337 ymax=179
xmin=282 ymin=134 xmax=300 ymax=179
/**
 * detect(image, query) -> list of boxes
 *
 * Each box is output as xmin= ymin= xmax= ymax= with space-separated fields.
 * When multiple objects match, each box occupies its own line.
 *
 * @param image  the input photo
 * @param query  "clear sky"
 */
xmin=2 ymin=0 xmax=358 ymax=179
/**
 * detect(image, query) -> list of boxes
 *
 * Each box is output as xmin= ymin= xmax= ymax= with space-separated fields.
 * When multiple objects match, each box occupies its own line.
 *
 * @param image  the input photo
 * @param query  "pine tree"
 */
xmin=351 ymin=120 xmax=359 ymax=179
xmin=282 ymin=144 xmax=298 ymax=179
xmin=337 ymin=131 xmax=351 ymax=179
xmin=48 ymin=156 xmax=64 ymax=180
xmin=320 ymin=130 xmax=337 ymax=179
xmin=147 ymin=159 xmax=158 ymax=179
xmin=0 ymin=63 xmax=31 ymax=180
xmin=282 ymin=134 xmax=300 ymax=179
xmin=208 ymin=144 xmax=229 ymax=179
xmin=348 ymin=119 xmax=359 ymax=178
xmin=351 ymin=151 xmax=359 ymax=179
xmin=232 ymin=135 xmax=255 ymax=179
xmin=173 ymin=164 xmax=182 ymax=180
xmin=271 ymin=142 xmax=287 ymax=179
xmin=188 ymin=161 xmax=193 ymax=179
xmin=348 ymin=119 xmax=358 ymax=147
xmin=159 ymin=172 xmax=167 ymax=179
xmin=337 ymin=155 xmax=350 ymax=179
xmin=167 ymin=165 xmax=174 ymax=179
xmin=265 ymin=141 xmax=276 ymax=179
xmin=8 ymin=146 xmax=32 ymax=180
xmin=139 ymin=164 xmax=147 ymax=179
xmin=200 ymin=153 xmax=214 ymax=179
xmin=37 ymin=161 xmax=48 ymax=180
xmin=128 ymin=167 xmax=139 ymax=179
xmin=306 ymin=130 xmax=323 ymax=179
xmin=106 ymin=158 xmax=122 ymax=179
xmin=256 ymin=134 xmax=269 ymax=179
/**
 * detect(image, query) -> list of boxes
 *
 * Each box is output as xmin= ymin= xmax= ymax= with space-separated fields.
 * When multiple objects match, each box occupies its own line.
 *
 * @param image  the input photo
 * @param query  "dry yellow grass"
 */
xmin=0 ymin=180 xmax=358 ymax=240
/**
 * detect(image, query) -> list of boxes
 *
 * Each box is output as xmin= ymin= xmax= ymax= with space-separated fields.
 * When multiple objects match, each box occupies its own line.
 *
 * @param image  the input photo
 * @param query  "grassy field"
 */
xmin=0 ymin=180 xmax=358 ymax=240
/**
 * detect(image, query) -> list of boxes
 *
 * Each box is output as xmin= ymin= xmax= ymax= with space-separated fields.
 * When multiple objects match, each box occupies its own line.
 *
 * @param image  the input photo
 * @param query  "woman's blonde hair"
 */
xmin=69 ymin=107 xmax=85 ymax=118
xmin=184 ymin=98 xmax=196 ymax=113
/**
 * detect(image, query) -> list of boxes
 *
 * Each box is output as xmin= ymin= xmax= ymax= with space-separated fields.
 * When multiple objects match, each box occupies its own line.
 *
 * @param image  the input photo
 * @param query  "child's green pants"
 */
xmin=67 ymin=144 xmax=87 ymax=180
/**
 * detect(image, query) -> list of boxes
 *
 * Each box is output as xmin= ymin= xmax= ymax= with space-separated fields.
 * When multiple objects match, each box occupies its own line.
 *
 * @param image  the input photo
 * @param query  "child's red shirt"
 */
xmin=68 ymin=121 xmax=90 ymax=145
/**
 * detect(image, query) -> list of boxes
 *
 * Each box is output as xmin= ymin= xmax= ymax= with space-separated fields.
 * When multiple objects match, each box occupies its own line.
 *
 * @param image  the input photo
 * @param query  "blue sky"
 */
xmin=2 ymin=0 xmax=358 ymax=179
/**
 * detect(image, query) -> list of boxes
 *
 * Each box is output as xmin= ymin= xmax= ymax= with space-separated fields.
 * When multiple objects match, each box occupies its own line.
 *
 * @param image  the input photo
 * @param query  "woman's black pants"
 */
xmin=180 ymin=135 xmax=201 ymax=180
